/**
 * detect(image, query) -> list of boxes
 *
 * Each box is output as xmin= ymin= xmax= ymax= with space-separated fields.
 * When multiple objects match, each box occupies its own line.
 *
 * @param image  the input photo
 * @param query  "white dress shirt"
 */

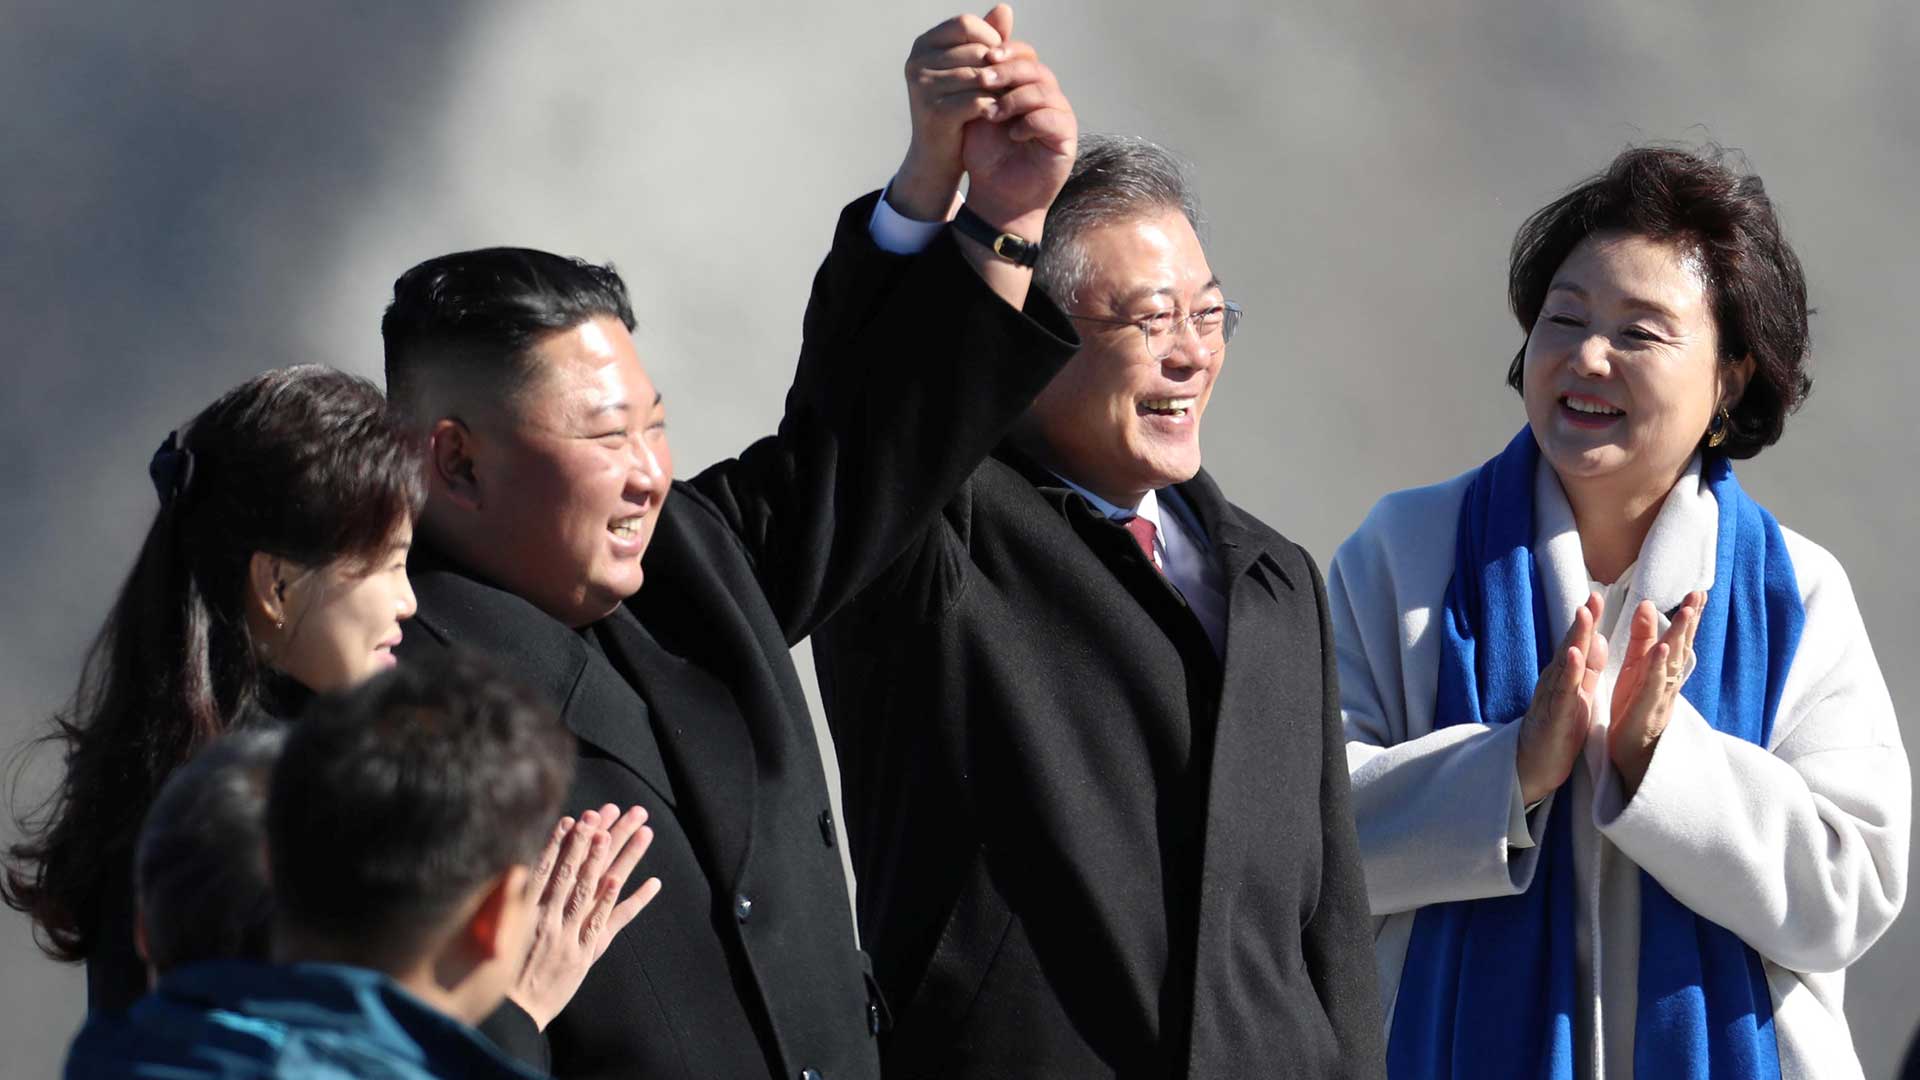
xmin=869 ymin=188 xmax=947 ymax=254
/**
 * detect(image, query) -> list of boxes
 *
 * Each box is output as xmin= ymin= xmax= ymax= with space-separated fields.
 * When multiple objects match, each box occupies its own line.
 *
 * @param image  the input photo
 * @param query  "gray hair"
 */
xmin=136 ymin=724 xmax=288 ymax=973
xmin=1032 ymin=134 xmax=1205 ymax=308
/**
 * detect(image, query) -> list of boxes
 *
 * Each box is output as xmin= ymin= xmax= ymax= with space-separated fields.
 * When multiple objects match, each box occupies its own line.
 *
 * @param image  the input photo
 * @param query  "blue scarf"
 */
xmin=1386 ymin=428 xmax=1805 ymax=1080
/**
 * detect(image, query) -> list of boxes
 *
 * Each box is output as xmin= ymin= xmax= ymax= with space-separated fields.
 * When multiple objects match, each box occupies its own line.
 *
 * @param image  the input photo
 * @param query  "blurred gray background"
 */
xmin=3 ymin=1 xmax=1915 ymax=1075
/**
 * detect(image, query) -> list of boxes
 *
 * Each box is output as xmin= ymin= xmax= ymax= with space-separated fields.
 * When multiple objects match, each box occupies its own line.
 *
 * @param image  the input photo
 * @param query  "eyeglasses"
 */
xmin=1068 ymin=300 xmax=1243 ymax=361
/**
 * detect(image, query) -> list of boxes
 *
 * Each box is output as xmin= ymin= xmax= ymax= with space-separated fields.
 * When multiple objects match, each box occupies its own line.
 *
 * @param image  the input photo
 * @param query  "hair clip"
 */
xmin=148 ymin=431 xmax=197 ymax=509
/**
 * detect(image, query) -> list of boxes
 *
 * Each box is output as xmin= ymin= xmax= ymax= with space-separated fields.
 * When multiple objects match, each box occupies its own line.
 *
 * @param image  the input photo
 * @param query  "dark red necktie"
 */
xmin=1123 ymin=516 xmax=1163 ymax=574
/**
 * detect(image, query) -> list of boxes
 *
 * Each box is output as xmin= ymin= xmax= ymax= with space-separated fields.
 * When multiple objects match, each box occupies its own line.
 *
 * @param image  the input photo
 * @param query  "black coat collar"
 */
xmin=991 ymin=445 xmax=1289 ymax=591
xmin=404 ymin=546 xmax=681 ymax=814
xmin=592 ymin=605 xmax=758 ymax=891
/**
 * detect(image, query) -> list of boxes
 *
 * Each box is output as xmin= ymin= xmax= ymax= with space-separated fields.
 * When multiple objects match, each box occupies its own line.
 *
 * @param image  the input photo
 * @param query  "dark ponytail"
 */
xmin=4 ymin=365 xmax=425 ymax=963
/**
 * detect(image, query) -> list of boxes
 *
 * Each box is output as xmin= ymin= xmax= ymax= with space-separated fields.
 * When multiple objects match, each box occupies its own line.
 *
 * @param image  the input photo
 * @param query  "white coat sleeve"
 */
xmin=1331 ymin=489 xmax=1554 ymax=916
xmin=1593 ymin=536 xmax=1909 ymax=973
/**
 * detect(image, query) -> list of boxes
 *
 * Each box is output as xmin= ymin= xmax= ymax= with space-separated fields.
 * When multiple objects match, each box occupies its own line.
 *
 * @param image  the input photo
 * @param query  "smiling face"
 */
xmin=1522 ymin=231 xmax=1750 ymax=509
xmin=1029 ymin=208 xmax=1224 ymax=508
xmin=272 ymin=519 xmax=418 ymax=693
xmin=473 ymin=315 xmax=673 ymax=627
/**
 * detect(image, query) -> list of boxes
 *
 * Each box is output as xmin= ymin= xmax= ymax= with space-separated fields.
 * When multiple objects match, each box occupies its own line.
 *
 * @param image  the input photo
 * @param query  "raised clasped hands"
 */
xmin=891 ymin=4 xmax=1077 ymax=241
xmin=1515 ymin=590 xmax=1706 ymax=806
xmin=509 ymin=804 xmax=663 ymax=1031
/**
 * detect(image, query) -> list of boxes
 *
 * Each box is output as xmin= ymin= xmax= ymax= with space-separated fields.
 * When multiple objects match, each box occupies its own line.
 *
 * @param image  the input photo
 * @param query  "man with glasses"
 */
xmin=814 ymin=134 xmax=1385 ymax=1078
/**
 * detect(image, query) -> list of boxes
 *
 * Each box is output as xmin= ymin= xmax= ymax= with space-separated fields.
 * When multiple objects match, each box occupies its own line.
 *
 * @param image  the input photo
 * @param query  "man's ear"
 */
xmin=1721 ymin=354 xmax=1757 ymax=411
xmin=430 ymin=417 xmax=483 ymax=512
xmin=465 ymin=865 xmax=531 ymax=961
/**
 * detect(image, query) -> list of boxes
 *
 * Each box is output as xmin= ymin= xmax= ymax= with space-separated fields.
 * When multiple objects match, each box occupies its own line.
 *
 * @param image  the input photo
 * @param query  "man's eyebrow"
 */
xmin=1546 ymin=280 xmax=1586 ymax=299
xmin=583 ymin=397 xmax=630 ymax=417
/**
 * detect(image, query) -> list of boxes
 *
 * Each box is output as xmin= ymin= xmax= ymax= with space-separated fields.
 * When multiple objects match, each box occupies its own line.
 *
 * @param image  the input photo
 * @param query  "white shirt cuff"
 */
xmin=868 ymin=183 xmax=949 ymax=255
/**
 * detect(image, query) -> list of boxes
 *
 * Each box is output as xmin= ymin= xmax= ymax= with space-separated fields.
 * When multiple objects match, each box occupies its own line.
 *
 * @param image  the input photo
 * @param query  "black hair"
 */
xmin=1507 ymin=145 xmax=1812 ymax=458
xmin=381 ymin=246 xmax=635 ymax=413
xmin=267 ymin=651 xmax=573 ymax=962
xmin=4 ymin=365 xmax=426 ymax=963
xmin=136 ymin=725 xmax=287 ymax=974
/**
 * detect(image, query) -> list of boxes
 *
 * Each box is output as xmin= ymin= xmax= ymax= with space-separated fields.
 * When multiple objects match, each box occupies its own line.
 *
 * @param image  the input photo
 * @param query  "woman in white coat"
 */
xmin=1330 ymin=146 xmax=1907 ymax=1079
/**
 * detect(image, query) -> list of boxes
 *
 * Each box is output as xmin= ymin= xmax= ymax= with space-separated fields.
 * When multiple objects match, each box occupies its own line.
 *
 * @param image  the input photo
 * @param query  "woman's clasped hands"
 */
xmin=1515 ymin=589 xmax=1706 ymax=805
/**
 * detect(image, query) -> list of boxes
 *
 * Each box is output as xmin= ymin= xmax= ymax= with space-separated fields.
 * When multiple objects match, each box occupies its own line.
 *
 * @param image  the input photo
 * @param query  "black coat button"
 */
xmin=735 ymin=894 xmax=753 ymax=923
xmin=819 ymin=808 xmax=837 ymax=848
xmin=800 ymin=1070 xmax=823 ymax=1080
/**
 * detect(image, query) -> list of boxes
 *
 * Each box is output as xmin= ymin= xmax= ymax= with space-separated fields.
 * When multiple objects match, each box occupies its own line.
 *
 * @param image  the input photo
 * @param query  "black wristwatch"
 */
xmin=951 ymin=205 xmax=1041 ymax=268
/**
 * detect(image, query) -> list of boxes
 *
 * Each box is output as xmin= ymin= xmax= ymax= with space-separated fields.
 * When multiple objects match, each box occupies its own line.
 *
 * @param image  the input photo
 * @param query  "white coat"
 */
xmin=1328 ymin=453 xmax=1908 ymax=1079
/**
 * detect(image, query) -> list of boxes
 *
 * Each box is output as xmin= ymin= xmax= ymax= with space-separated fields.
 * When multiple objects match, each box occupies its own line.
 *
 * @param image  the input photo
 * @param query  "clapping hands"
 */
xmin=1609 ymin=591 xmax=1704 ymax=797
xmin=508 ymin=804 xmax=663 ymax=1031
xmin=1515 ymin=590 xmax=1706 ymax=805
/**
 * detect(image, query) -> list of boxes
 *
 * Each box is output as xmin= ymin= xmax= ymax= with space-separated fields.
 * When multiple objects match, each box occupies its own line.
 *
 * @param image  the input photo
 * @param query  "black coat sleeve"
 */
xmin=1299 ymin=549 xmax=1389 ymax=1078
xmin=84 ymin=882 xmax=147 ymax=1014
xmin=684 ymin=191 xmax=1077 ymax=644
xmin=478 ymin=998 xmax=552 ymax=1074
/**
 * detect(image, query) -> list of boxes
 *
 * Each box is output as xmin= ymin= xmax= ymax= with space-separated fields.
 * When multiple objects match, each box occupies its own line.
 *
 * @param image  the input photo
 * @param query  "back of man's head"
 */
xmin=381 ymin=246 xmax=636 ymax=418
xmin=266 ymin=651 xmax=573 ymax=1013
xmin=136 ymin=725 xmax=287 ymax=978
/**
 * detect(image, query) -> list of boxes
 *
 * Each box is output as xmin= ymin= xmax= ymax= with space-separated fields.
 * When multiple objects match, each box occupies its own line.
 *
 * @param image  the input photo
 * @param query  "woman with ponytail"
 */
xmin=1331 ymin=147 xmax=1907 ymax=1078
xmin=4 ymin=365 xmax=425 ymax=1012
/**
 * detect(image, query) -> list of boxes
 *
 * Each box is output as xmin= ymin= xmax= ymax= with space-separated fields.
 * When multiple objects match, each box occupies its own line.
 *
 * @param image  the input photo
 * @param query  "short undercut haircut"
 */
xmin=381 ymin=246 xmax=637 ymax=414
xmin=1033 ymin=133 xmax=1204 ymax=309
xmin=136 ymin=725 xmax=287 ymax=974
xmin=1506 ymin=145 xmax=1812 ymax=459
xmin=267 ymin=652 xmax=573 ymax=961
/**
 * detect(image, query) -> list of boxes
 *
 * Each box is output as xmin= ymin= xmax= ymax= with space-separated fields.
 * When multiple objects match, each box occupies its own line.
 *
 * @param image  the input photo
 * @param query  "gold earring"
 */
xmin=1706 ymin=405 xmax=1730 ymax=448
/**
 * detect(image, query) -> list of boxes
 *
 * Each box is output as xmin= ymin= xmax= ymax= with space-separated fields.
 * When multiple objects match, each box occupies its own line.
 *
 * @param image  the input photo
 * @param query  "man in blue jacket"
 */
xmin=65 ymin=652 xmax=574 ymax=1079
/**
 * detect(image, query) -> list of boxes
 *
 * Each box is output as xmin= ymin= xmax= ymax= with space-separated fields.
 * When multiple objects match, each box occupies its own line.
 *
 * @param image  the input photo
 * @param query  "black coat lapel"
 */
xmin=1172 ymin=473 xmax=1314 ymax=915
xmin=563 ymin=649 xmax=681 ymax=811
xmin=1172 ymin=470 xmax=1291 ymax=593
xmin=405 ymin=557 xmax=681 ymax=809
xmin=595 ymin=605 xmax=758 ymax=891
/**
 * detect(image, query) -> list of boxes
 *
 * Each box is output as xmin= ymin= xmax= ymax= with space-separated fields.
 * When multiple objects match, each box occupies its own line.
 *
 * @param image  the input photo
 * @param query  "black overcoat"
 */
xmin=814 ymin=451 xmax=1387 ymax=1079
xmin=398 ymin=193 xmax=1076 ymax=1080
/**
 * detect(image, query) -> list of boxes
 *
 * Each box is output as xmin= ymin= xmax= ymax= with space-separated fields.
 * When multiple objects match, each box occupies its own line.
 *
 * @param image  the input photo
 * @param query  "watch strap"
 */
xmin=951 ymin=205 xmax=1041 ymax=268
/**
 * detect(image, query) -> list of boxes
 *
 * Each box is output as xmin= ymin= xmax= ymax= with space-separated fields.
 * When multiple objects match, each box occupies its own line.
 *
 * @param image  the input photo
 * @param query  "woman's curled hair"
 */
xmin=1506 ymin=145 xmax=1812 ymax=458
xmin=3 ymin=365 xmax=426 ymax=963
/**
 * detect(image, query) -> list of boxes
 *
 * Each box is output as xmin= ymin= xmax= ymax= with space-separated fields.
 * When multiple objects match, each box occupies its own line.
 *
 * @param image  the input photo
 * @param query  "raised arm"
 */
xmin=687 ymin=6 xmax=1080 ymax=641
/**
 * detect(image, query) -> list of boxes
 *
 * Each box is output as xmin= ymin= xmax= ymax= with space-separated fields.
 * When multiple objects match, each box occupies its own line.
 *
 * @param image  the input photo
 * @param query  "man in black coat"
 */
xmin=813 ymin=135 xmax=1387 ymax=1078
xmin=382 ymin=11 xmax=1078 ymax=1078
